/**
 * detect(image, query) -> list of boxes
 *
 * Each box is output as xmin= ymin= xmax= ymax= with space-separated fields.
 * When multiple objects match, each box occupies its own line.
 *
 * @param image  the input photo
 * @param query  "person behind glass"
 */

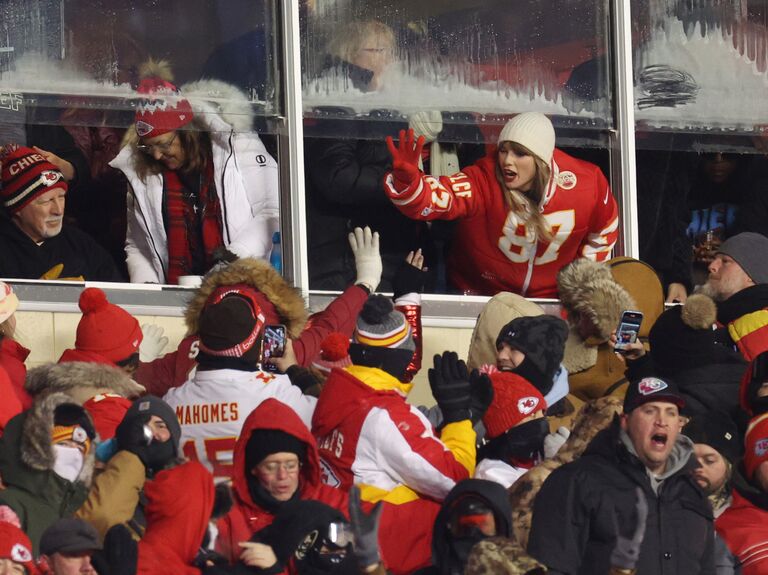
xmin=0 ymin=144 xmax=120 ymax=282
xmin=384 ymin=112 xmax=619 ymax=297
xmin=110 ymin=59 xmax=279 ymax=285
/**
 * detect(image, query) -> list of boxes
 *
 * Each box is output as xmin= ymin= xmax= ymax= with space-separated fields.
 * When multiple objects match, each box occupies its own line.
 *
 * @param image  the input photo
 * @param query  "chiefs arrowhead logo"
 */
xmin=557 ymin=170 xmax=577 ymax=190
xmin=755 ymin=438 xmax=768 ymax=457
xmin=518 ymin=396 xmax=539 ymax=415
xmin=136 ymin=120 xmax=155 ymax=137
xmin=638 ymin=377 xmax=668 ymax=396
xmin=11 ymin=543 xmax=32 ymax=563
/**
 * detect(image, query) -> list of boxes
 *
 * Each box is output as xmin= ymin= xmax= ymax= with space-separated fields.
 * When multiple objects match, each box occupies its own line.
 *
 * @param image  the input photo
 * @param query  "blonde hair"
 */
xmin=496 ymin=142 xmax=553 ymax=242
xmin=121 ymin=117 xmax=212 ymax=182
xmin=326 ymin=20 xmax=395 ymax=63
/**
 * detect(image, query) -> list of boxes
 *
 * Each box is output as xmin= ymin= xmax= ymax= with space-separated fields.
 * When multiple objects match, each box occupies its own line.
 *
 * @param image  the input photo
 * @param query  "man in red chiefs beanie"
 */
xmin=0 ymin=144 xmax=120 ymax=281
xmin=475 ymin=371 xmax=548 ymax=488
xmin=59 ymin=288 xmax=144 ymax=371
xmin=0 ymin=520 xmax=38 ymax=574
xmin=716 ymin=412 xmax=768 ymax=574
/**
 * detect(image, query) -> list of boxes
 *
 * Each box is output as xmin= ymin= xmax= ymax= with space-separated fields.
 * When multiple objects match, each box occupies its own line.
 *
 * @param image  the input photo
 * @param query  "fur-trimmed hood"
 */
xmin=18 ymin=392 xmax=96 ymax=486
xmin=557 ymin=259 xmax=636 ymax=341
xmin=185 ymin=258 xmax=308 ymax=338
xmin=25 ymin=361 xmax=145 ymax=405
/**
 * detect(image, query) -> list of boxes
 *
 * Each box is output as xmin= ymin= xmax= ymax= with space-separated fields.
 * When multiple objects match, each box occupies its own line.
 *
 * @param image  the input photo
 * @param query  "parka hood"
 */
xmin=232 ymin=399 xmax=323 ymax=511
xmin=26 ymin=361 xmax=145 ymax=404
xmin=185 ymin=258 xmax=308 ymax=339
xmin=0 ymin=392 xmax=96 ymax=488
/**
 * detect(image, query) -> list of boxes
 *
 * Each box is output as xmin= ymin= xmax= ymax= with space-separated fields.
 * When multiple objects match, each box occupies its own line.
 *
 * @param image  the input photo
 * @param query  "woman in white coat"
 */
xmin=111 ymin=60 xmax=279 ymax=284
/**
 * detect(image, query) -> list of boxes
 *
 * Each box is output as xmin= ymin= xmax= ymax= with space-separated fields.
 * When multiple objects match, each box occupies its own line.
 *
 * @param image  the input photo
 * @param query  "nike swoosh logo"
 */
xmin=604 ymin=189 xmax=610 ymax=204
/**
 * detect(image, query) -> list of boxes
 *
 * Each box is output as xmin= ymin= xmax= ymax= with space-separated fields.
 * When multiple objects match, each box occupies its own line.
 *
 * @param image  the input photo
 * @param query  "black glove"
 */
xmin=428 ymin=352 xmax=472 ymax=424
xmin=115 ymin=415 xmax=175 ymax=475
xmin=469 ymin=370 xmax=494 ymax=425
xmin=392 ymin=259 xmax=428 ymax=300
xmin=103 ymin=524 xmax=138 ymax=575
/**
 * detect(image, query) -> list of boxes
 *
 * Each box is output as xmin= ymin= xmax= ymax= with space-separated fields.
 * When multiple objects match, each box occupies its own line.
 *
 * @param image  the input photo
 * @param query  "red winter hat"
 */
xmin=135 ymin=76 xmax=194 ymax=139
xmin=312 ymin=332 xmax=352 ymax=374
xmin=83 ymin=394 xmax=133 ymax=440
xmin=0 ymin=521 xmax=38 ymax=574
xmin=744 ymin=412 xmax=768 ymax=480
xmin=1 ymin=144 xmax=67 ymax=213
xmin=482 ymin=372 xmax=547 ymax=440
xmin=75 ymin=288 xmax=143 ymax=364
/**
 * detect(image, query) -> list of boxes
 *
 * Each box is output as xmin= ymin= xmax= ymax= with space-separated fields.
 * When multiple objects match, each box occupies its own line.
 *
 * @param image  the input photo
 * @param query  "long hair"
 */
xmin=121 ymin=117 xmax=212 ymax=182
xmin=496 ymin=142 xmax=553 ymax=242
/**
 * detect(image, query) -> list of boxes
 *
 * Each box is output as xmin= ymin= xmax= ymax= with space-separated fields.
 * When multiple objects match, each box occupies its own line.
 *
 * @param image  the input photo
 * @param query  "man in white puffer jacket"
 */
xmin=110 ymin=59 xmax=278 ymax=284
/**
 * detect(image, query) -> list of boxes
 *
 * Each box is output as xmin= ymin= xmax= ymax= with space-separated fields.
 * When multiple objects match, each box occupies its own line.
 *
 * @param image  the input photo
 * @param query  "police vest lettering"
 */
xmin=318 ymin=429 xmax=344 ymax=458
xmin=175 ymin=402 xmax=239 ymax=425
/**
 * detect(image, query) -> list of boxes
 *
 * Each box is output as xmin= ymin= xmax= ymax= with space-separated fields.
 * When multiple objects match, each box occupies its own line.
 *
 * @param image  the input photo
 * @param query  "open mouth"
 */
xmin=651 ymin=433 xmax=668 ymax=448
xmin=503 ymin=168 xmax=518 ymax=180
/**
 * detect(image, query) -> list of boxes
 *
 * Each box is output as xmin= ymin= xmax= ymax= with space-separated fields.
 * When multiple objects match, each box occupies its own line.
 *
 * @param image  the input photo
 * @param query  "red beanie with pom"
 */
xmin=482 ymin=371 xmax=547 ymax=440
xmin=0 ymin=521 xmax=37 ymax=575
xmin=135 ymin=77 xmax=194 ymax=139
xmin=312 ymin=332 xmax=352 ymax=374
xmin=75 ymin=288 xmax=143 ymax=363
xmin=744 ymin=412 xmax=768 ymax=481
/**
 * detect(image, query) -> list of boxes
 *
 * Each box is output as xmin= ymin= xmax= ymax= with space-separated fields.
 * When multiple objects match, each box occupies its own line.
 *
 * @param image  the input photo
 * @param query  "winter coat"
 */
xmin=215 ymin=398 xmax=347 ymax=564
xmin=0 ymin=393 xmax=95 ymax=553
xmin=528 ymin=419 xmax=715 ymax=575
xmin=716 ymin=284 xmax=768 ymax=362
xmin=0 ymin=213 xmax=121 ymax=281
xmin=311 ymin=365 xmax=476 ymax=574
xmin=0 ymin=365 xmax=22 ymax=434
xmin=427 ymin=479 xmax=512 ymax=575
xmin=507 ymin=396 xmax=623 ymax=549
xmin=138 ymin=461 xmax=214 ymax=575
xmin=133 ymin=262 xmax=368 ymax=394
xmin=715 ymin=466 xmax=768 ymax=575
xmin=464 ymin=537 xmax=546 ymax=575
xmin=163 ymin=367 xmax=317 ymax=480
xmin=0 ymin=336 xmax=31 ymax=410
xmin=384 ymin=148 xmax=619 ymax=297
xmin=76 ymin=450 xmax=146 ymax=539
xmin=110 ymin=80 xmax=279 ymax=284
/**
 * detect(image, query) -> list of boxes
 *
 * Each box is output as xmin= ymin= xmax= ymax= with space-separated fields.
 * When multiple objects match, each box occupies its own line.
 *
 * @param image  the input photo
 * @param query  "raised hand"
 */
xmin=385 ymin=129 xmax=425 ymax=189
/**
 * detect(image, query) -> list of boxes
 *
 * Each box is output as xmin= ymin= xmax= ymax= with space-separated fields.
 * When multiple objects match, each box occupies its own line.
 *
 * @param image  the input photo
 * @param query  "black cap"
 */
xmin=683 ymin=411 xmax=742 ymax=464
xmin=118 ymin=395 xmax=181 ymax=453
xmin=245 ymin=428 xmax=306 ymax=472
xmin=40 ymin=518 xmax=101 ymax=556
xmin=623 ymin=376 xmax=686 ymax=413
xmin=495 ymin=315 xmax=568 ymax=384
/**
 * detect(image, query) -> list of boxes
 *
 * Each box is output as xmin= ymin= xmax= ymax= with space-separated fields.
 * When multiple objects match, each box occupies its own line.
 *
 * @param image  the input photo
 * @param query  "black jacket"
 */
xmin=528 ymin=419 xmax=715 ymax=575
xmin=0 ymin=215 xmax=120 ymax=281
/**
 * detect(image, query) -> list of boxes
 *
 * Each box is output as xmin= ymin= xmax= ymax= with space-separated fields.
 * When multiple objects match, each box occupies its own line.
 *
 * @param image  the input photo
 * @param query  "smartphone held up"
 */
xmin=261 ymin=324 xmax=287 ymax=372
xmin=614 ymin=310 xmax=643 ymax=354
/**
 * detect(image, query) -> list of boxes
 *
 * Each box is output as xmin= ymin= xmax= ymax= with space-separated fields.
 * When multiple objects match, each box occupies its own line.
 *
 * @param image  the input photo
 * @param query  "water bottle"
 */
xmin=270 ymin=231 xmax=282 ymax=273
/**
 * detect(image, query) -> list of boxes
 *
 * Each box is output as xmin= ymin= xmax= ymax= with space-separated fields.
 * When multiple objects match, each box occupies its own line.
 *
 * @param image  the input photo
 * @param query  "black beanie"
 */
xmin=496 ymin=315 xmax=568 ymax=387
xmin=198 ymin=295 xmax=261 ymax=363
xmin=245 ymin=428 xmax=307 ymax=472
xmin=649 ymin=294 xmax=733 ymax=373
xmin=118 ymin=395 xmax=181 ymax=453
xmin=683 ymin=410 xmax=742 ymax=464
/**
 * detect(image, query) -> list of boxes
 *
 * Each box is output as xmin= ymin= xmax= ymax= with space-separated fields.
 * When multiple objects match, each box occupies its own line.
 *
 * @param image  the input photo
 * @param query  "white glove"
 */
xmin=543 ymin=426 xmax=571 ymax=459
xmin=139 ymin=324 xmax=169 ymax=363
xmin=349 ymin=226 xmax=382 ymax=293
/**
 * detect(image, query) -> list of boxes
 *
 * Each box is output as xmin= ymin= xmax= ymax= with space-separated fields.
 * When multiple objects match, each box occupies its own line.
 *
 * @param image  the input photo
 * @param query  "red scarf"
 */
xmin=164 ymin=160 xmax=224 ymax=284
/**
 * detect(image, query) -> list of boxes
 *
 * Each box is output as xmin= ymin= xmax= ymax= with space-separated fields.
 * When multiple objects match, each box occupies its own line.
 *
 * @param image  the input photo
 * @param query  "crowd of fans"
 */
xmin=3 ymin=18 xmax=768 ymax=575
xmin=0 ymin=217 xmax=768 ymax=574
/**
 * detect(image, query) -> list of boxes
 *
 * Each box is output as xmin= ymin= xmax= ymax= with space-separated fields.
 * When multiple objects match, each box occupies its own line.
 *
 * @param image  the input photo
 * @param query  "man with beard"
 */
xmin=528 ymin=376 xmax=715 ymax=574
xmin=699 ymin=232 xmax=768 ymax=361
xmin=0 ymin=144 xmax=120 ymax=281
xmin=683 ymin=411 xmax=743 ymax=573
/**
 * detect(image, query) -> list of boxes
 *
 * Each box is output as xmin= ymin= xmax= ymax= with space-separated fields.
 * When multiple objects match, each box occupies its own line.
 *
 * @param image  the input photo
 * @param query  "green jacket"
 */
xmin=0 ymin=394 xmax=93 ymax=553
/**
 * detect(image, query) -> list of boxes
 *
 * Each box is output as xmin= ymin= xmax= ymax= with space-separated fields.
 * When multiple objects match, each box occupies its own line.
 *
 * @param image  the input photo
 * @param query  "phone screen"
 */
xmin=261 ymin=324 xmax=287 ymax=371
xmin=614 ymin=311 xmax=643 ymax=351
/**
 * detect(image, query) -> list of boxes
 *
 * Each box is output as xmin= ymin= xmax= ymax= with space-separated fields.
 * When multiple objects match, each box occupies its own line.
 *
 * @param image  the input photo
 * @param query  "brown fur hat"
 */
xmin=557 ymin=259 xmax=636 ymax=341
xmin=185 ymin=258 xmax=308 ymax=338
xmin=25 ymin=362 xmax=145 ymax=405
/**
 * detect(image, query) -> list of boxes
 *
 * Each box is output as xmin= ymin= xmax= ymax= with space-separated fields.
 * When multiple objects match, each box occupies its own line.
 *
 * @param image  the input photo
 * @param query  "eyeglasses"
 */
xmin=136 ymin=133 xmax=177 ymax=155
xmin=258 ymin=459 xmax=301 ymax=475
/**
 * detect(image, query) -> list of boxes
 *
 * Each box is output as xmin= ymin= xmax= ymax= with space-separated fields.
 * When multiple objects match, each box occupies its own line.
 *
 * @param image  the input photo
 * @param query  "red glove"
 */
xmin=385 ymin=129 xmax=425 ymax=191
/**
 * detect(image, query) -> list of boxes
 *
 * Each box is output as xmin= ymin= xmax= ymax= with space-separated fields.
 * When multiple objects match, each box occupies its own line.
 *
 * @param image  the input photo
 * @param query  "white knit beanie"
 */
xmin=497 ymin=112 xmax=556 ymax=164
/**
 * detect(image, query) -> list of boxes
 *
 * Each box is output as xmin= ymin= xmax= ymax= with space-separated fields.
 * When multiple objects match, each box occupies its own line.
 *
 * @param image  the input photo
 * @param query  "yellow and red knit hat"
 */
xmin=353 ymin=295 xmax=415 ymax=351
